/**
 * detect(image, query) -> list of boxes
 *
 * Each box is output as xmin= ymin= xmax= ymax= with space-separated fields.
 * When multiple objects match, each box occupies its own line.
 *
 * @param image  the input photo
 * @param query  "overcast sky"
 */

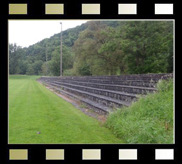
xmin=9 ymin=20 xmax=88 ymax=48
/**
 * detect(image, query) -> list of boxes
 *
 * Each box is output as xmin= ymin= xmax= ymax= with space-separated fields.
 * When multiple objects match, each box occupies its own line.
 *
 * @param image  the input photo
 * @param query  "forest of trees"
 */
xmin=9 ymin=21 xmax=173 ymax=76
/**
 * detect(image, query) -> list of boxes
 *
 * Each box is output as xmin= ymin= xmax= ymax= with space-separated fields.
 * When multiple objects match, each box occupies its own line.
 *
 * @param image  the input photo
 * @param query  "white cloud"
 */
xmin=8 ymin=20 xmax=88 ymax=48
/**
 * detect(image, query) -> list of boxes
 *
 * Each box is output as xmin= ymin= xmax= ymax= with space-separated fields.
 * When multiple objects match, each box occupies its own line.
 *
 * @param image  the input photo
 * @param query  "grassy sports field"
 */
xmin=9 ymin=75 xmax=122 ymax=144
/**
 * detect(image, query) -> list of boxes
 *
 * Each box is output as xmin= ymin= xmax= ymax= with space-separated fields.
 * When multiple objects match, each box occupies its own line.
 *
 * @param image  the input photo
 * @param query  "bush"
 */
xmin=63 ymin=69 xmax=74 ymax=76
xmin=105 ymin=79 xmax=174 ymax=143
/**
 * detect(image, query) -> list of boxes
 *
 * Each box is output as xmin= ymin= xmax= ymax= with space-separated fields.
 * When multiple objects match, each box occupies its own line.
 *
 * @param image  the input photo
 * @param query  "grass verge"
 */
xmin=105 ymin=78 xmax=174 ymax=143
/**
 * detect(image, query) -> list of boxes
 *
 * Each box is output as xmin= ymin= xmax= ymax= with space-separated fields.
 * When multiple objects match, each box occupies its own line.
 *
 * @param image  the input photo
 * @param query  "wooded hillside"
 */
xmin=9 ymin=21 xmax=173 ymax=76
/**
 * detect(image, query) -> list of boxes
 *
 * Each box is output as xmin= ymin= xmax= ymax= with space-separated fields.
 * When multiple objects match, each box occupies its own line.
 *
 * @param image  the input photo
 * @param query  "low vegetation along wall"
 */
xmin=38 ymin=73 xmax=173 ymax=143
xmin=105 ymin=78 xmax=173 ymax=143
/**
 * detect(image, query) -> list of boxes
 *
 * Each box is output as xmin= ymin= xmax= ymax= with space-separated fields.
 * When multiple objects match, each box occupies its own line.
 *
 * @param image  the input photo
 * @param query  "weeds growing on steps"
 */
xmin=105 ymin=78 xmax=174 ymax=143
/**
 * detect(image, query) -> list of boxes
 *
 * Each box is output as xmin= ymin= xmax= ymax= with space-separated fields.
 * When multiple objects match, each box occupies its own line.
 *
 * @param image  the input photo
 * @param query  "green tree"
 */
xmin=9 ymin=43 xmax=22 ymax=74
xmin=19 ymin=60 xmax=28 ymax=74
xmin=32 ymin=60 xmax=43 ymax=75
xmin=119 ymin=21 xmax=173 ymax=74
xmin=49 ymin=45 xmax=74 ymax=76
xmin=26 ymin=64 xmax=35 ymax=75
xmin=73 ymin=21 xmax=123 ymax=75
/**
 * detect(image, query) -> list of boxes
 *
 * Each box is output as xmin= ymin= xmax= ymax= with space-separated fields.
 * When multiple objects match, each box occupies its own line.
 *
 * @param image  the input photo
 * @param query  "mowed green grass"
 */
xmin=9 ymin=75 xmax=122 ymax=144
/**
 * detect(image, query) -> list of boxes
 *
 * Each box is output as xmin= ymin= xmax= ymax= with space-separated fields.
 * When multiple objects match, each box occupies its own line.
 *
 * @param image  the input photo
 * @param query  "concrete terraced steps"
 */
xmin=51 ymin=81 xmax=138 ymax=102
xmin=54 ymin=79 xmax=157 ymax=88
xmin=48 ymin=82 xmax=131 ymax=106
xmin=51 ymin=81 xmax=157 ymax=94
xmin=38 ymin=73 xmax=173 ymax=114
xmin=49 ymin=85 xmax=117 ymax=114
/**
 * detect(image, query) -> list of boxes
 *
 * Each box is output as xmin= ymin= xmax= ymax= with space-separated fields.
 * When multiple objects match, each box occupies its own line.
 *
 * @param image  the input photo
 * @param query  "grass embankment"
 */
xmin=105 ymin=79 xmax=174 ymax=144
xmin=9 ymin=75 xmax=122 ymax=144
